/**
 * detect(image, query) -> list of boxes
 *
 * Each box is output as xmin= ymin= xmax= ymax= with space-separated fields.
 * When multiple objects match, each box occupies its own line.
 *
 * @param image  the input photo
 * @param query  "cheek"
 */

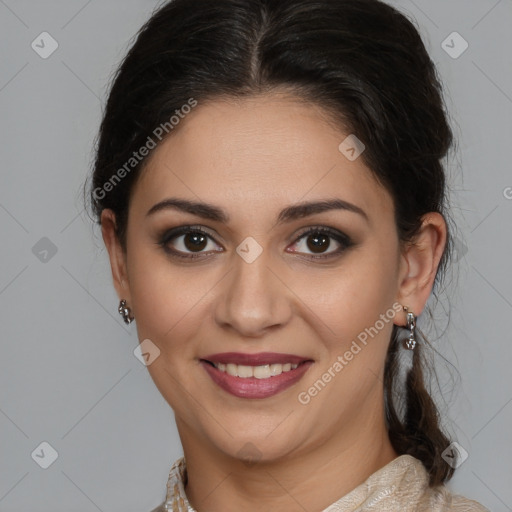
xmin=127 ymin=251 xmax=212 ymax=412
xmin=295 ymin=251 xmax=399 ymax=412
xmin=127 ymin=246 xmax=210 ymax=351
xmin=294 ymin=248 xmax=398 ymax=342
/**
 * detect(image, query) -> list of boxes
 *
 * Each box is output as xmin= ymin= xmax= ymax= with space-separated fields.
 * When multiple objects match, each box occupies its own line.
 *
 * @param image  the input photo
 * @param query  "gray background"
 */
xmin=0 ymin=0 xmax=511 ymax=511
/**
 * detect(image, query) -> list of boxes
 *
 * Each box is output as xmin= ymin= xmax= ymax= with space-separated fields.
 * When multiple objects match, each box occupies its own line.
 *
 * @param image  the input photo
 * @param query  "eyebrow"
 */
xmin=146 ymin=197 xmax=368 ymax=224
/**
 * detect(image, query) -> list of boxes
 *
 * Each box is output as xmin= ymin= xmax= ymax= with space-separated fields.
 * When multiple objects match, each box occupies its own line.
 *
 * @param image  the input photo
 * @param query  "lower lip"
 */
xmin=201 ymin=360 xmax=313 ymax=399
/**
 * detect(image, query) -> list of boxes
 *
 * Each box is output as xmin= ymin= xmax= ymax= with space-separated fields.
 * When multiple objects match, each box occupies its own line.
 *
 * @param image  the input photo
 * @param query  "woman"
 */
xmin=87 ymin=0 xmax=489 ymax=510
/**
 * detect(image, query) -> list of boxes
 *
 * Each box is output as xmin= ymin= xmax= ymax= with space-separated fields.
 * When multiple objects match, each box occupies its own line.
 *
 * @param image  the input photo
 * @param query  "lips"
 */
xmin=200 ymin=352 xmax=313 ymax=399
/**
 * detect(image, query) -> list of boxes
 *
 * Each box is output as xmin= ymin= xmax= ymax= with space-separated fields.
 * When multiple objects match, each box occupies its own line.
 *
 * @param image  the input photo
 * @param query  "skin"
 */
xmin=101 ymin=91 xmax=447 ymax=512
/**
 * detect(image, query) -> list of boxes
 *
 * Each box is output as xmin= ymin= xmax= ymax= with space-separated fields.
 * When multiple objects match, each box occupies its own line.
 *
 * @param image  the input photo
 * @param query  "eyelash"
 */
xmin=157 ymin=225 xmax=354 ymax=261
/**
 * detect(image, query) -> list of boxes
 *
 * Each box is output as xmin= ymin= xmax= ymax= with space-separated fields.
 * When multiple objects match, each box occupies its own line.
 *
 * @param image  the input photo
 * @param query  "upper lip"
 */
xmin=201 ymin=352 xmax=312 ymax=366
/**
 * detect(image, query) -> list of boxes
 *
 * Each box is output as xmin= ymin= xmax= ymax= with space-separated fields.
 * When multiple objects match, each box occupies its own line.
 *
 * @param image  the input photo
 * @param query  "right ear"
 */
xmin=101 ymin=209 xmax=131 ymax=303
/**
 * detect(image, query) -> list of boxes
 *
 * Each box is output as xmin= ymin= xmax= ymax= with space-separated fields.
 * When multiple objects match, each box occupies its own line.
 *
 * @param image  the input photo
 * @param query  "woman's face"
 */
xmin=104 ymin=93 xmax=413 ymax=464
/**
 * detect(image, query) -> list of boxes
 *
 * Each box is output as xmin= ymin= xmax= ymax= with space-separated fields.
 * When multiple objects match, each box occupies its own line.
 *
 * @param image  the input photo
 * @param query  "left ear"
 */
xmin=395 ymin=212 xmax=447 ymax=325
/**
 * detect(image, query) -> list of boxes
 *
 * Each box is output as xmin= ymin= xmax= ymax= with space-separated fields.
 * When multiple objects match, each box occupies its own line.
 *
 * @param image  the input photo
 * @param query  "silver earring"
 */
xmin=402 ymin=306 xmax=416 ymax=350
xmin=118 ymin=299 xmax=134 ymax=324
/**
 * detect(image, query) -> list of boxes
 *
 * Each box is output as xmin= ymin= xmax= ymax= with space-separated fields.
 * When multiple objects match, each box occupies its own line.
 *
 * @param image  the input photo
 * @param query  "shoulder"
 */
xmin=418 ymin=479 xmax=490 ymax=511
xmin=450 ymin=493 xmax=491 ymax=511
xmin=373 ymin=454 xmax=490 ymax=512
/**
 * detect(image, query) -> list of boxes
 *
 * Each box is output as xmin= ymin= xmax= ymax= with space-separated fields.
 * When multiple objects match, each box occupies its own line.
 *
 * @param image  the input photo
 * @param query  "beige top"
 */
xmin=150 ymin=454 xmax=489 ymax=511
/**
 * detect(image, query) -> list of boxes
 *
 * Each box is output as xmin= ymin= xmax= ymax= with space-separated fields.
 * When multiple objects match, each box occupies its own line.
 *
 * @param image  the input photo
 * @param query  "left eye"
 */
xmin=287 ymin=228 xmax=350 ymax=258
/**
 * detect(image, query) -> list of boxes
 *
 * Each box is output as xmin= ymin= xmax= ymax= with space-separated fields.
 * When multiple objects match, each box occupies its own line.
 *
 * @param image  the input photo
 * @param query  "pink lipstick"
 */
xmin=200 ymin=352 xmax=313 ymax=399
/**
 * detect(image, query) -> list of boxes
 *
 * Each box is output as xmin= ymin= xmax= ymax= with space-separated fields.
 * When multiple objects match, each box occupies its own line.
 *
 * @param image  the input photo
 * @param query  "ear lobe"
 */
xmin=396 ymin=212 xmax=447 ymax=320
xmin=101 ymin=208 xmax=130 ymax=301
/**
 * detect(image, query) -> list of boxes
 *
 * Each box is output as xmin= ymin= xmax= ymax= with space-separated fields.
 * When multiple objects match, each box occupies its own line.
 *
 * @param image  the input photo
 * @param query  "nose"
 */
xmin=214 ymin=247 xmax=293 ymax=338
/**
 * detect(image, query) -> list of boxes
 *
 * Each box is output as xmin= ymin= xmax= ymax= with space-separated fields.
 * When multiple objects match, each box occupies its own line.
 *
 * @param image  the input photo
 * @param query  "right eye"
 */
xmin=157 ymin=225 xmax=224 ymax=260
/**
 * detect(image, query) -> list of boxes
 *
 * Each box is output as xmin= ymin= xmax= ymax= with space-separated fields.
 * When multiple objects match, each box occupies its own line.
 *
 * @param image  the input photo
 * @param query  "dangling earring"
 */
xmin=118 ymin=299 xmax=134 ymax=324
xmin=402 ymin=305 xmax=416 ymax=350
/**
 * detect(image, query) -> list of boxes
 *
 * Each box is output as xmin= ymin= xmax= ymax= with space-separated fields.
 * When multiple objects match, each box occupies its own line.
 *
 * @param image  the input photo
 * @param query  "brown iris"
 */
xmin=306 ymin=232 xmax=330 ymax=253
xmin=184 ymin=232 xmax=208 ymax=252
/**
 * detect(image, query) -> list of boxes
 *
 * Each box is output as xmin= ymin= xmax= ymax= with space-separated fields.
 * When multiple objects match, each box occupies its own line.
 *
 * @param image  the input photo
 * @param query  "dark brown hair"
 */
xmin=86 ymin=0 xmax=457 ymax=486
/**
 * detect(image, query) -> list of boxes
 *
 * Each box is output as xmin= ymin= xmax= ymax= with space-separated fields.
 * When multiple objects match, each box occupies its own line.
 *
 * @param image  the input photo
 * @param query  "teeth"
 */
xmin=213 ymin=362 xmax=299 ymax=378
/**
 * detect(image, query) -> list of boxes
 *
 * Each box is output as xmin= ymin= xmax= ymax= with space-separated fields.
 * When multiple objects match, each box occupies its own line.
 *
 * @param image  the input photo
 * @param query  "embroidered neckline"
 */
xmin=161 ymin=454 xmax=425 ymax=512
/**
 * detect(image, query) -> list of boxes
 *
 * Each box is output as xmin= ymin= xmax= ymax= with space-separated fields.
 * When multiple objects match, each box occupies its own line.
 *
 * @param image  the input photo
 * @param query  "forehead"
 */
xmin=130 ymin=93 xmax=393 ymax=228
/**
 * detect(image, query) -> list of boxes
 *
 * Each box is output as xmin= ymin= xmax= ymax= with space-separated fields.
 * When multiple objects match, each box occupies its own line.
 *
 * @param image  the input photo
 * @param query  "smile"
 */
xmin=200 ymin=352 xmax=313 ymax=399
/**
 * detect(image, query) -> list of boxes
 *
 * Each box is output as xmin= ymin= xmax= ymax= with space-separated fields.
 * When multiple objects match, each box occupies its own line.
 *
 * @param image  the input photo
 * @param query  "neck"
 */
xmin=177 ymin=413 xmax=399 ymax=512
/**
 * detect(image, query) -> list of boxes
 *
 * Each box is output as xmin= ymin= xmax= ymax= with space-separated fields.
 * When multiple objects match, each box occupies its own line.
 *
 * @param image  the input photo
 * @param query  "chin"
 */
xmin=207 ymin=426 xmax=304 ymax=466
